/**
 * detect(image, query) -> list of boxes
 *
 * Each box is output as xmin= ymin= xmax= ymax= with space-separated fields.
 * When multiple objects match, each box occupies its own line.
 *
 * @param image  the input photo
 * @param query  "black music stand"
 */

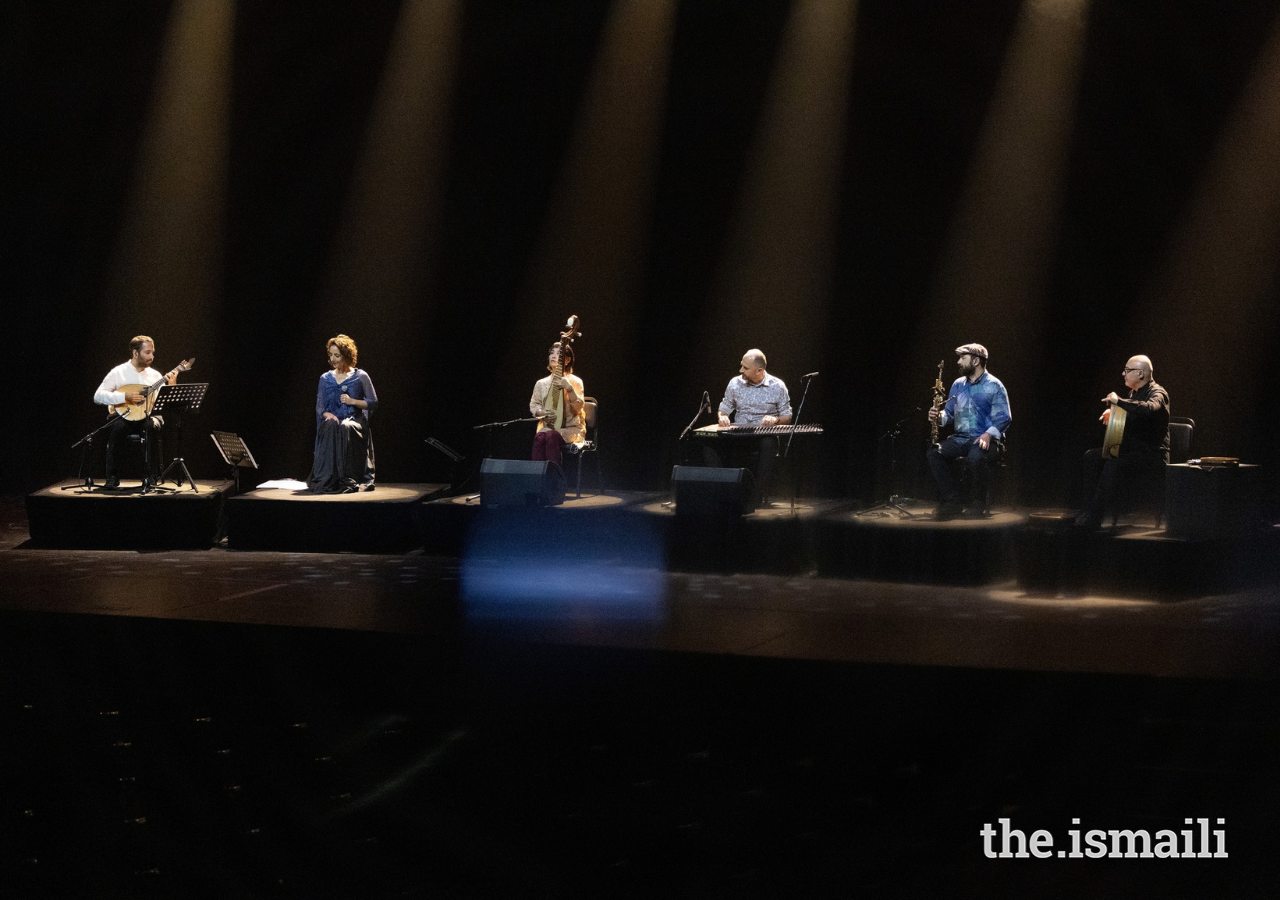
xmin=210 ymin=431 xmax=258 ymax=494
xmin=154 ymin=382 xmax=208 ymax=493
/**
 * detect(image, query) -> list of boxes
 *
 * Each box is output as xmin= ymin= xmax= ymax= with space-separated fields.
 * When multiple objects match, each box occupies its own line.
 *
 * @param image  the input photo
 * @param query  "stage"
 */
xmin=226 ymin=483 xmax=449 ymax=553
xmin=25 ymin=479 xmax=233 ymax=549
xmin=3 ymin=495 xmax=1279 ymax=897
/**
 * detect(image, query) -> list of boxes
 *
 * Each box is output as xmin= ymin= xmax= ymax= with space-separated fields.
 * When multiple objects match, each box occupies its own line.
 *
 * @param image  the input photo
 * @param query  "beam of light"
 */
xmin=1138 ymin=9 xmax=1280 ymax=452
xmin=701 ymin=0 xmax=858 ymax=376
xmin=905 ymin=0 xmax=1090 ymax=391
xmin=312 ymin=0 xmax=459 ymax=340
xmin=499 ymin=0 xmax=678 ymax=401
xmin=278 ymin=0 xmax=460 ymax=464
xmin=98 ymin=0 xmax=234 ymax=363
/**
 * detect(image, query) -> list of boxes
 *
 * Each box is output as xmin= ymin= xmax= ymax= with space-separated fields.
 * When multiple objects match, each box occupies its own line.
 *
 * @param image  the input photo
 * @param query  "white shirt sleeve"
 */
xmin=94 ymin=363 xmax=127 ymax=407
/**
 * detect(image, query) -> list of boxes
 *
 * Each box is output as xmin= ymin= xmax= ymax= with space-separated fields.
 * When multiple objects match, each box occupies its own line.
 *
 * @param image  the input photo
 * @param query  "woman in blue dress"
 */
xmin=307 ymin=334 xmax=378 ymax=493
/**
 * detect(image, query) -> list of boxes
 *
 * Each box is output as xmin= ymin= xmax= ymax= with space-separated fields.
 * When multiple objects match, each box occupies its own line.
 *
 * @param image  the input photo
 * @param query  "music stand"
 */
xmin=154 ymin=382 xmax=208 ymax=493
xmin=210 ymin=431 xmax=258 ymax=493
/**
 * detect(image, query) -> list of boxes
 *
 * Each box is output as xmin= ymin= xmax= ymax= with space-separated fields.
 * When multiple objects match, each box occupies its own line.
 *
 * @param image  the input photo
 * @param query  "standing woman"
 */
xmin=529 ymin=342 xmax=584 ymax=471
xmin=308 ymin=334 xmax=378 ymax=493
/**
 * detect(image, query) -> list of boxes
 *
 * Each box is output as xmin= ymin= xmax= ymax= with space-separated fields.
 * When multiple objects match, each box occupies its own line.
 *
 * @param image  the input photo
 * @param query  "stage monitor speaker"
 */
xmin=480 ymin=458 xmax=564 ymax=508
xmin=671 ymin=466 xmax=755 ymax=516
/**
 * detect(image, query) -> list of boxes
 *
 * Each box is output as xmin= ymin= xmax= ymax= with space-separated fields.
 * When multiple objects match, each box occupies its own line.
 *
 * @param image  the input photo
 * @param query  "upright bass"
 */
xmin=537 ymin=315 xmax=580 ymax=433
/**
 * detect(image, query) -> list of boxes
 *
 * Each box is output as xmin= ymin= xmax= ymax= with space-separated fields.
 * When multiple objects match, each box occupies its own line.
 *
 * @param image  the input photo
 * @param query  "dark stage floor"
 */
xmin=1 ymin=495 xmax=1278 ymax=897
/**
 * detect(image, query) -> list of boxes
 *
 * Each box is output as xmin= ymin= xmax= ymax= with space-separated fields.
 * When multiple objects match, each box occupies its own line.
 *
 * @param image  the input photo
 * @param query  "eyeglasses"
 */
xmin=1121 ymin=367 xmax=1144 ymax=375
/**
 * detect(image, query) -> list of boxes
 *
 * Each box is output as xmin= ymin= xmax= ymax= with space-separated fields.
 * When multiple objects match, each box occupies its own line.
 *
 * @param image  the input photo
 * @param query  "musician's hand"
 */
xmin=1099 ymin=408 xmax=1111 ymax=424
xmin=928 ymin=407 xmax=940 ymax=423
xmin=1103 ymin=392 xmax=1119 ymax=405
xmin=977 ymin=433 xmax=991 ymax=451
xmin=127 ymin=392 xmax=145 ymax=404
xmin=166 ymin=373 xmax=178 ymax=385
xmin=718 ymin=412 xmax=731 ymax=428
xmin=762 ymin=415 xmax=778 ymax=426
xmin=339 ymin=394 xmax=352 ymax=405
xmin=324 ymin=412 xmax=339 ymax=423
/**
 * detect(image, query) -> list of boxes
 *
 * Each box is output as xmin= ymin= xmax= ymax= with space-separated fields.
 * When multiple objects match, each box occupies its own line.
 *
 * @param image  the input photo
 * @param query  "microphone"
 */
xmin=802 ymin=372 xmax=819 ymax=380
xmin=703 ymin=391 xmax=714 ymax=415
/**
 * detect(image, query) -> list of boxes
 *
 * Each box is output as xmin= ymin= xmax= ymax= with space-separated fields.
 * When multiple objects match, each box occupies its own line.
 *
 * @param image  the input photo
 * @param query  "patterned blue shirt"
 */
xmin=719 ymin=372 xmax=792 ymax=425
xmin=941 ymin=370 xmax=1010 ymax=439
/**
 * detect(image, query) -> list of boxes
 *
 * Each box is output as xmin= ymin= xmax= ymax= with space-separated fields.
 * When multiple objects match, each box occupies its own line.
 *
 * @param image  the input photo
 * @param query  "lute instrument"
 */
xmin=108 ymin=358 xmax=195 ymax=421
xmin=537 ymin=316 xmax=580 ymax=433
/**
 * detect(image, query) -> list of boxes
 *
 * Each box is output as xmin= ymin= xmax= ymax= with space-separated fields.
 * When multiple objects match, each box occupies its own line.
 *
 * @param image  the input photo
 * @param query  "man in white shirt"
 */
xmin=93 ymin=335 xmax=178 ymax=489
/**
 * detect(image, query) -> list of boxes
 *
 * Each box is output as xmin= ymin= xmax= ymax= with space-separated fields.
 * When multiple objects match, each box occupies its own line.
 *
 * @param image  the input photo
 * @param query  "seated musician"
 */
xmin=1075 ymin=354 xmax=1169 ymax=529
xmin=529 ymin=343 xmax=585 ymax=474
xmin=93 ymin=335 xmax=179 ymax=490
xmin=706 ymin=349 xmax=792 ymax=504
xmin=308 ymin=334 xmax=377 ymax=493
xmin=927 ymin=343 xmax=1011 ymax=520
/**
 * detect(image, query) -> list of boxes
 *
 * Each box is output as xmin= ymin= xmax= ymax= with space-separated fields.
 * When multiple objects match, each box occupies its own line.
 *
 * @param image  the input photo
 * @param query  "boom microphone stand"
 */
xmin=785 ymin=372 xmax=819 ymax=514
xmin=63 ymin=415 xmax=126 ymax=492
xmin=856 ymin=409 xmax=924 ymax=518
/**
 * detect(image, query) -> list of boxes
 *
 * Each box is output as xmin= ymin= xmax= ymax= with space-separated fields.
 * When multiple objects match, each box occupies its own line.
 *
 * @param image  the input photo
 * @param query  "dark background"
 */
xmin=6 ymin=0 xmax=1279 ymax=505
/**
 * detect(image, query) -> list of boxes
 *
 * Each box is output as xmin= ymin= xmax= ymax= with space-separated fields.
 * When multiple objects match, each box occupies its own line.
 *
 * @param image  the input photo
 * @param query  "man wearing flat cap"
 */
xmin=927 ymin=343 xmax=1011 ymax=520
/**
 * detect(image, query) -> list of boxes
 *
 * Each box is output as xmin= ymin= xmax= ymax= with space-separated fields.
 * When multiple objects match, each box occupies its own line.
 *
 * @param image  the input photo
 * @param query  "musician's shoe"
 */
xmin=103 ymin=477 xmax=121 ymax=490
xmin=934 ymin=500 xmax=963 ymax=521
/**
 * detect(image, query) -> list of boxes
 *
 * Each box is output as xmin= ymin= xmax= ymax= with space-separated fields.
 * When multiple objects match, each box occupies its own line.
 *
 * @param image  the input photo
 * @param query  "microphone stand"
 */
xmin=63 ymin=415 xmax=126 ymax=492
xmin=679 ymin=391 xmax=713 ymax=441
xmin=785 ymin=373 xmax=818 ymax=514
xmin=855 ymin=408 xmax=923 ymax=518
xmin=466 ymin=416 xmax=541 ymax=501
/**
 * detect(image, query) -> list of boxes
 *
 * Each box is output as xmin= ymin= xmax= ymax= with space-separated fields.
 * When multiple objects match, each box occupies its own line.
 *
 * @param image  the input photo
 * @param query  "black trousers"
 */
xmin=1081 ymin=447 xmax=1163 ymax=519
xmin=104 ymin=415 xmax=156 ymax=481
xmin=702 ymin=435 xmax=779 ymax=502
xmin=927 ymin=434 xmax=996 ymax=506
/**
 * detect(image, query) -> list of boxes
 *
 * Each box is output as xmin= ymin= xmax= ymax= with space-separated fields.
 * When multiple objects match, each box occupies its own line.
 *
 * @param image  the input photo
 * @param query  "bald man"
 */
xmin=706 ymin=349 xmax=793 ymax=504
xmin=1076 ymin=354 xmax=1170 ymax=529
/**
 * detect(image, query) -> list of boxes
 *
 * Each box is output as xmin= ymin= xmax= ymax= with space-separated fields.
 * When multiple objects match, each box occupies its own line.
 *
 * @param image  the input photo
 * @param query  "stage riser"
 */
xmin=25 ymin=482 xmax=229 ymax=549
xmin=1017 ymin=528 xmax=1280 ymax=598
xmin=226 ymin=489 xmax=444 ymax=553
xmin=814 ymin=522 xmax=1017 ymax=585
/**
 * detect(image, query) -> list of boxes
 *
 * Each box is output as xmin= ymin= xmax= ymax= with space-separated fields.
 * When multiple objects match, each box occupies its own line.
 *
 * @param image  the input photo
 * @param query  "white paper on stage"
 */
xmin=254 ymin=478 xmax=310 ymax=491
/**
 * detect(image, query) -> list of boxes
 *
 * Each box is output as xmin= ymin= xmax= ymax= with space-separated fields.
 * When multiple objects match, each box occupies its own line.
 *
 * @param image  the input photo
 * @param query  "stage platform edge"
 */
xmin=227 ymin=483 xmax=447 ymax=553
xmin=26 ymin=479 xmax=233 ymax=549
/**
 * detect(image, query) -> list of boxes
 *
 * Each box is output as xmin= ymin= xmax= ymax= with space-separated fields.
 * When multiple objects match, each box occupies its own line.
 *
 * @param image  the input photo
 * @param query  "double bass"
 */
xmin=536 ymin=315 xmax=580 ymax=433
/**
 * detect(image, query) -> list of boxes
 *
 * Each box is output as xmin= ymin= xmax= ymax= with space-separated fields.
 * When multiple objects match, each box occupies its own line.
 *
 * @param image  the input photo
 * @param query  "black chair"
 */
xmin=1168 ymin=416 xmax=1194 ymax=464
xmin=565 ymin=397 xmax=602 ymax=498
xmin=1108 ymin=417 xmax=1194 ymax=528
xmin=948 ymin=429 xmax=1009 ymax=515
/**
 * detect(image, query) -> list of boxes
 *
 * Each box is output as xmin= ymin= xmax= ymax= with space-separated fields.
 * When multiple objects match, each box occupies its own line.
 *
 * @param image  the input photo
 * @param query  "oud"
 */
xmin=108 ymin=358 xmax=195 ymax=421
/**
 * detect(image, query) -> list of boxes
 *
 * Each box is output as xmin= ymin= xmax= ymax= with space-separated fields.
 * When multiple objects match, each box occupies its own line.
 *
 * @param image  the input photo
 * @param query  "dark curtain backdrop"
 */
xmin=7 ymin=0 xmax=1279 ymax=508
